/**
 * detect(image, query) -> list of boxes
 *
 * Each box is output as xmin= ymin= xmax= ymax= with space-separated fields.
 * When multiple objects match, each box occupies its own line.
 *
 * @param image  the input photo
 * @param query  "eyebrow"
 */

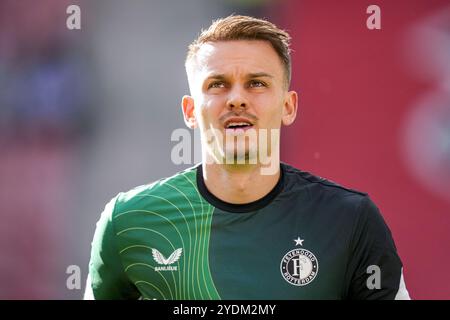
xmin=247 ymin=72 xmax=274 ymax=79
xmin=205 ymin=72 xmax=274 ymax=81
xmin=205 ymin=74 xmax=227 ymax=81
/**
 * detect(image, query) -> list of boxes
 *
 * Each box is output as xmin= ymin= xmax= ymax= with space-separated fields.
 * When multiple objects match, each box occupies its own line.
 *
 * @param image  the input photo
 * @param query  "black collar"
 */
xmin=196 ymin=163 xmax=284 ymax=213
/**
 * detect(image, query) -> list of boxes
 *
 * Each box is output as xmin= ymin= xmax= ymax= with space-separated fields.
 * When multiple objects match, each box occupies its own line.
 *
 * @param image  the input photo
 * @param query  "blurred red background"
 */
xmin=280 ymin=0 xmax=450 ymax=299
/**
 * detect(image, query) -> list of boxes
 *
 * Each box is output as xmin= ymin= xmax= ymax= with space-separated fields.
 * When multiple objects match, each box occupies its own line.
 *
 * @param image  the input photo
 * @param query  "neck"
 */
xmin=201 ymin=161 xmax=281 ymax=204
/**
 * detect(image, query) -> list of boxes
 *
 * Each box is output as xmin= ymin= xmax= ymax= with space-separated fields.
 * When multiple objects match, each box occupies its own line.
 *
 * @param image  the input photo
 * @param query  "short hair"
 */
xmin=186 ymin=15 xmax=292 ymax=87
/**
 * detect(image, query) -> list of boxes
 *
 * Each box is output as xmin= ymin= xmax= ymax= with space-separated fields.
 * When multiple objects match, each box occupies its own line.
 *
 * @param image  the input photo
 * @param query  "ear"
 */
xmin=281 ymin=90 xmax=298 ymax=126
xmin=181 ymin=95 xmax=197 ymax=129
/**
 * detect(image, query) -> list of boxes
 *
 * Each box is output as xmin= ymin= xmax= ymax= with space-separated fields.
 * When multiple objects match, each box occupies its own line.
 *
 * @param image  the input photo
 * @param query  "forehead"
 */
xmin=193 ymin=40 xmax=284 ymax=79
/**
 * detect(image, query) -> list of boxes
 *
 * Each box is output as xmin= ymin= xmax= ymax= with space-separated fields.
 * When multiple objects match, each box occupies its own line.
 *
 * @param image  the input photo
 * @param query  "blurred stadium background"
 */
xmin=0 ymin=0 xmax=449 ymax=299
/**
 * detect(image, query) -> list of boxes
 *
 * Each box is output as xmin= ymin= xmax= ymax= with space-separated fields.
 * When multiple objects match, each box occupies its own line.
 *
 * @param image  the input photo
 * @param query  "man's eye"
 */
xmin=249 ymin=80 xmax=266 ymax=88
xmin=208 ymin=82 xmax=225 ymax=89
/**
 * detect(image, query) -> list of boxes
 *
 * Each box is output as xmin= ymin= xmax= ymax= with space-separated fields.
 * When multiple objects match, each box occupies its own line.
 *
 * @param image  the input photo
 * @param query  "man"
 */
xmin=85 ymin=15 xmax=410 ymax=299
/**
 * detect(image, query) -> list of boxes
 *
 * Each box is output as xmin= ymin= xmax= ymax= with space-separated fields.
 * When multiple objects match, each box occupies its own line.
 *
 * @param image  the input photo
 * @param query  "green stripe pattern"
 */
xmin=112 ymin=168 xmax=221 ymax=300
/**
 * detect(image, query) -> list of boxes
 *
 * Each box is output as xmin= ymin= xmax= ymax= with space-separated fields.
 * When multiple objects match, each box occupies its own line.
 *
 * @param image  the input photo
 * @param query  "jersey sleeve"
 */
xmin=86 ymin=196 xmax=140 ymax=299
xmin=345 ymin=196 xmax=410 ymax=300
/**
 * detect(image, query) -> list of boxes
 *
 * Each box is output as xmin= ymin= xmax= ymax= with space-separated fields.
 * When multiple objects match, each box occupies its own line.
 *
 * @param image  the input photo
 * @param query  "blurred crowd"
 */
xmin=0 ymin=0 xmax=90 ymax=298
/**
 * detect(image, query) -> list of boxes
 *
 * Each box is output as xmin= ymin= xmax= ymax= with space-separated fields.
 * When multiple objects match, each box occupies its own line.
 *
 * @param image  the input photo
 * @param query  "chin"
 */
xmin=223 ymin=148 xmax=258 ymax=165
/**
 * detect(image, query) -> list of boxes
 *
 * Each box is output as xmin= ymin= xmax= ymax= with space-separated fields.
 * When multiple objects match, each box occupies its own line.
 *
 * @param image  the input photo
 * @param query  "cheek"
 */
xmin=194 ymin=98 xmax=220 ymax=130
xmin=199 ymin=97 xmax=224 ymax=119
xmin=254 ymin=95 xmax=284 ymax=123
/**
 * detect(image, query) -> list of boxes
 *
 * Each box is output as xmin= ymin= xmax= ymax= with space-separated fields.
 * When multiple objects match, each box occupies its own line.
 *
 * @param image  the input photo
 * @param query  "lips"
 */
xmin=223 ymin=117 xmax=254 ymax=130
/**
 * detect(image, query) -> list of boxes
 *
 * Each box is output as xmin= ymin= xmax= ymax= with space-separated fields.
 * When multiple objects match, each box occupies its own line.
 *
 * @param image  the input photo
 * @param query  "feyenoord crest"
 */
xmin=280 ymin=237 xmax=319 ymax=286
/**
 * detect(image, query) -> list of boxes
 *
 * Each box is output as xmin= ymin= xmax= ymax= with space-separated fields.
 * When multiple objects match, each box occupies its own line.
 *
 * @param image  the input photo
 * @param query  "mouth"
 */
xmin=223 ymin=118 xmax=254 ymax=132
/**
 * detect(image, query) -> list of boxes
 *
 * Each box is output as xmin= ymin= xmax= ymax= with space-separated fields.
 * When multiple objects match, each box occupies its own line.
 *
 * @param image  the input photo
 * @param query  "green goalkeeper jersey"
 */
xmin=86 ymin=163 xmax=409 ymax=299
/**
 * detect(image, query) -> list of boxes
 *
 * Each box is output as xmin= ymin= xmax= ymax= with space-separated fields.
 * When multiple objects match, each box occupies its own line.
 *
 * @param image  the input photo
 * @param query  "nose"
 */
xmin=226 ymin=86 xmax=248 ymax=111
